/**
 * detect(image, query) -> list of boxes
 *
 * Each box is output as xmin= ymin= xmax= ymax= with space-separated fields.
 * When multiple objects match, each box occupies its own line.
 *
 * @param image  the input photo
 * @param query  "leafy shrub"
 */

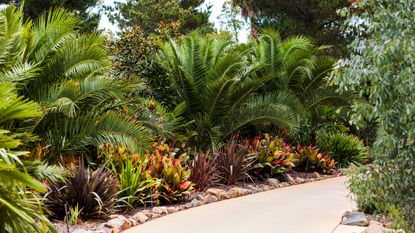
xmin=143 ymin=143 xmax=193 ymax=204
xmin=116 ymin=160 xmax=158 ymax=210
xmin=45 ymin=163 xmax=118 ymax=221
xmin=250 ymin=135 xmax=296 ymax=179
xmin=215 ymin=137 xmax=256 ymax=185
xmin=189 ymin=150 xmax=219 ymax=191
xmin=295 ymin=145 xmax=336 ymax=174
xmin=316 ymin=131 xmax=368 ymax=168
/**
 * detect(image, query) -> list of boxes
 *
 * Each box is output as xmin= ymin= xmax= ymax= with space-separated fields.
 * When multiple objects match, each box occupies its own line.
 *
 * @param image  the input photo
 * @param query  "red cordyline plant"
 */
xmin=215 ymin=137 xmax=256 ymax=185
xmin=189 ymin=149 xmax=220 ymax=191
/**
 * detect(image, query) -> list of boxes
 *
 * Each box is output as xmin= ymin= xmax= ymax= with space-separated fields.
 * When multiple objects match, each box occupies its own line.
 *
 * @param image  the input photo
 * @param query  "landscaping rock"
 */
xmin=283 ymin=174 xmax=296 ymax=185
xmin=261 ymin=185 xmax=273 ymax=191
xmin=266 ymin=178 xmax=280 ymax=188
xmin=295 ymin=177 xmax=305 ymax=184
xmin=133 ymin=212 xmax=149 ymax=223
xmin=121 ymin=219 xmax=133 ymax=230
xmin=206 ymin=188 xmax=227 ymax=200
xmin=279 ymin=182 xmax=290 ymax=187
xmin=229 ymin=187 xmax=245 ymax=198
xmin=195 ymin=194 xmax=208 ymax=204
xmin=105 ymin=215 xmax=127 ymax=229
xmin=341 ymin=211 xmax=369 ymax=227
xmin=72 ymin=230 xmax=91 ymax=233
xmin=365 ymin=221 xmax=391 ymax=233
xmin=188 ymin=198 xmax=202 ymax=208
xmin=311 ymin=172 xmax=321 ymax=179
xmin=152 ymin=206 xmax=168 ymax=215
xmin=167 ymin=206 xmax=180 ymax=213
xmin=205 ymin=194 xmax=219 ymax=203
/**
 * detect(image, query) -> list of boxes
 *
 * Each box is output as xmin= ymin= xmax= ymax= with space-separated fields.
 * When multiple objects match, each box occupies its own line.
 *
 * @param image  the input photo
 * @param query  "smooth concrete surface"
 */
xmin=332 ymin=225 xmax=366 ymax=233
xmin=124 ymin=176 xmax=356 ymax=233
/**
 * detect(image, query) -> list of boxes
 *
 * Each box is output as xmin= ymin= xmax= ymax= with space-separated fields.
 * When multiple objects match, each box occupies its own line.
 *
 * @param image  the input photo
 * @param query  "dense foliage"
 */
xmin=3 ymin=0 xmax=100 ymax=31
xmin=233 ymin=0 xmax=349 ymax=55
xmin=334 ymin=0 xmax=415 ymax=231
xmin=108 ymin=0 xmax=213 ymax=35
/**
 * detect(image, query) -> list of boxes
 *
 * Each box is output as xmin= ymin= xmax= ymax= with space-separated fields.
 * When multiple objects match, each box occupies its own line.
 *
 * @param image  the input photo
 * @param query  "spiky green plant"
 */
xmin=158 ymin=33 xmax=303 ymax=148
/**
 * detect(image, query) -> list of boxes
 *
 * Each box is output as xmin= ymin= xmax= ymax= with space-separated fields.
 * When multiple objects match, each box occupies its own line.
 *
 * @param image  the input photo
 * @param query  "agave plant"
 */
xmin=158 ymin=33 xmax=303 ymax=148
xmin=0 ymin=83 xmax=56 ymax=233
xmin=45 ymin=162 xmax=118 ymax=221
xmin=250 ymin=134 xmax=296 ymax=179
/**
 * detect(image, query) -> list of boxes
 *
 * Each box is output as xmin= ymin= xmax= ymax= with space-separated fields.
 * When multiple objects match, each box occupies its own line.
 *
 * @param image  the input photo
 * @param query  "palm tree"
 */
xmin=252 ymin=30 xmax=353 ymax=140
xmin=158 ymin=33 xmax=303 ymax=148
xmin=0 ymin=83 xmax=56 ymax=233
xmin=0 ymin=6 xmax=176 ymax=161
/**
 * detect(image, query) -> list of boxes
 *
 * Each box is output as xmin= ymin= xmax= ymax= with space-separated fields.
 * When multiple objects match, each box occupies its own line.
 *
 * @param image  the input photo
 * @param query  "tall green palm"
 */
xmin=0 ymin=6 xmax=170 ymax=160
xmin=0 ymin=83 xmax=56 ymax=233
xmin=158 ymin=33 xmax=302 ymax=148
xmin=252 ymin=30 xmax=352 ymax=130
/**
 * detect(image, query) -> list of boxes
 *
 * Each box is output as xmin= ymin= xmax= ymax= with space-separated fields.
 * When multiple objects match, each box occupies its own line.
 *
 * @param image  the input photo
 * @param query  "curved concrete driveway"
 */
xmin=124 ymin=176 xmax=355 ymax=233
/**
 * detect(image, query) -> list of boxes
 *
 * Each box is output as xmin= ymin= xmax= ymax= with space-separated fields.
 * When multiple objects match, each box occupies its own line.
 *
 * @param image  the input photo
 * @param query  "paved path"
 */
xmin=124 ymin=177 xmax=358 ymax=233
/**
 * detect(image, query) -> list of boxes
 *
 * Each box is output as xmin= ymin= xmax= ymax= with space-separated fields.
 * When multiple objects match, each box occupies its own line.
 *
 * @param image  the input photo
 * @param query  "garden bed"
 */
xmin=53 ymin=171 xmax=345 ymax=233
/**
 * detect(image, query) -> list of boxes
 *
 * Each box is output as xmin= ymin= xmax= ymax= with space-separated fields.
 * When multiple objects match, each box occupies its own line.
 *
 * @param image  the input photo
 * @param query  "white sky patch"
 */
xmin=98 ymin=0 xmax=250 ymax=42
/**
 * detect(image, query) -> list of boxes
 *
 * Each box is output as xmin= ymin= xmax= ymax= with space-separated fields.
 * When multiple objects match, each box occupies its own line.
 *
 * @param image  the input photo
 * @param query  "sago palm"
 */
xmin=158 ymin=33 xmax=302 ymax=148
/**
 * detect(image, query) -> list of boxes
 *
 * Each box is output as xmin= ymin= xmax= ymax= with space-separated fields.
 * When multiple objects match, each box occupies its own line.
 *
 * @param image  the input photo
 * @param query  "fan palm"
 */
xmin=0 ymin=83 xmax=56 ymax=233
xmin=158 ymin=33 xmax=302 ymax=148
xmin=0 ymin=6 xmax=169 ymax=161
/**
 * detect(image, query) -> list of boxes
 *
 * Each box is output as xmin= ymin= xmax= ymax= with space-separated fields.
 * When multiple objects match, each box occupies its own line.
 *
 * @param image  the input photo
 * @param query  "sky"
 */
xmin=98 ymin=0 xmax=249 ymax=42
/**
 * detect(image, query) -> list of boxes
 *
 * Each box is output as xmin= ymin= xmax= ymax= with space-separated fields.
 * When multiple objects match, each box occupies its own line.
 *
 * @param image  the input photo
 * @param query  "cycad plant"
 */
xmin=158 ymin=33 xmax=302 ymax=148
xmin=252 ymin=30 xmax=353 ymax=142
xmin=0 ymin=83 xmax=56 ymax=233
xmin=0 ymin=6 xmax=169 ymax=161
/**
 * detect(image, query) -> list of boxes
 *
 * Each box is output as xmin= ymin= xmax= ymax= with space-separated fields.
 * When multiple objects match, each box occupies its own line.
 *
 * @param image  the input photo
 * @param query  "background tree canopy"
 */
xmin=2 ymin=0 xmax=100 ymax=31
xmin=233 ymin=0 xmax=349 ymax=56
xmin=108 ymin=0 xmax=214 ymax=36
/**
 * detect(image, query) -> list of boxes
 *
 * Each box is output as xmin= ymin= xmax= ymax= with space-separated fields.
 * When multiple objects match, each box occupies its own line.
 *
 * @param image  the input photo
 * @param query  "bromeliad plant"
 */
xmin=250 ymin=134 xmax=296 ymax=179
xmin=143 ymin=143 xmax=193 ymax=204
xmin=295 ymin=145 xmax=336 ymax=174
xmin=116 ymin=160 xmax=158 ymax=210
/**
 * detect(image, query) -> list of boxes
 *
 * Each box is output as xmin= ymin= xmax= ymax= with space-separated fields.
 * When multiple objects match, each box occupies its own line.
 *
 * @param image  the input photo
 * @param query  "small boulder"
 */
xmin=279 ymin=182 xmax=290 ymax=187
xmin=195 ymin=194 xmax=208 ymax=204
xmin=341 ymin=211 xmax=369 ymax=227
xmin=133 ymin=212 xmax=149 ymax=223
xmin=294 ymin=177 xmax=305 ymax=184
xmin=167 ymin=206 xmax=180 ymax=213
xmin=206 ymin=188 xmax=227 ymax=200
xmin=188 ymin=198 xmax=202 ymax=208
xmin=311 ymin=172 xmax=321 ymax=179
xmin=228 ymin=187 xmax=245 ymax=198
xmin=283 ymin=174 xmax=296 ymax=185
xmin=151 ymin=206 xmax=168 ymax=215
xmin=266 ymin=178 xmax=280 ymax=188
xmin=205 ymin=194 xmax=219 ymax=203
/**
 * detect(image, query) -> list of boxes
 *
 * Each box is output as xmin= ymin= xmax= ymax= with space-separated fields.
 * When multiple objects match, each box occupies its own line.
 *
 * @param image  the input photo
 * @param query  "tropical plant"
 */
xmin=143 ymin=143 xmax=193 ymax=204
xmin=116 ymin=160 xmax=158 ymax=210
xmin=316 ymin=131 xmax=368 ymax=168
xmin=158 ymin=32 xmax=302 ymax=148
xmin=294 ymin=145 xmax=336 ymax=174
xmin=45 ymin=162 xmax=118 ymax=221
xmin=249 ymin=134 xmax=295 ymax=178
xmin=335 ymin=1 xmax=415 ymax=230
xmin=0 ymin=83 xmax=56 ymax=233
xmin=189 ymin=150 xmax=219 ymax=191
xmin=252 ymin=30 xmax=353 ymax=139
xmin=215 ymin=137 xmax=256 ymax=185
xmin=0 ymin=6 xmax=171 ymax=161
